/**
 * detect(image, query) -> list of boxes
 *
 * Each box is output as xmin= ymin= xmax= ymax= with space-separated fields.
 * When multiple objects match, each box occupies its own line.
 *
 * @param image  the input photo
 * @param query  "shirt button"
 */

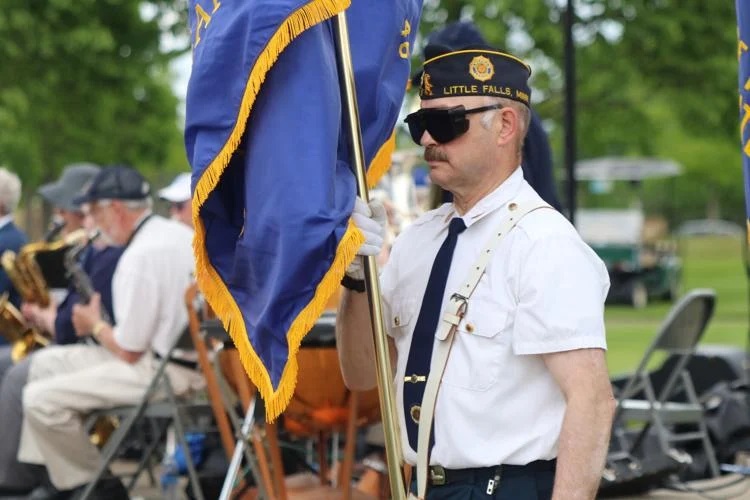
xmin=466 ymin=322 xmax=475 ymax=333
xmin=394 ymin=316 xmax=400 ymax=326
xmin=509 ymin=202 xmax=518 ymax=211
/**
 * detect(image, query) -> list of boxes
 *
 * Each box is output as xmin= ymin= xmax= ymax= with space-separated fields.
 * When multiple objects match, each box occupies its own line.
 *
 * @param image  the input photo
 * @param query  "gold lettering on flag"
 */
xmin=194 ymin=0 xmax=222 ymax=48
xmin=399 ymin=19 xmax=411 ymax=59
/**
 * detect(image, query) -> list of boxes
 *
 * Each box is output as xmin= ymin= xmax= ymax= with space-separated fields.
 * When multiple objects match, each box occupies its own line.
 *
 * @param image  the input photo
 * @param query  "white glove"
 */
xmin=347 ymin=197 xmax=386 ymax=280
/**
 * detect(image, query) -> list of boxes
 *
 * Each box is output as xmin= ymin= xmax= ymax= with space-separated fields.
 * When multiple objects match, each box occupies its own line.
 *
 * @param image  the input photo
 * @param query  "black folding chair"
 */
xmin=607 ymin=288 xmax=720 ymax=479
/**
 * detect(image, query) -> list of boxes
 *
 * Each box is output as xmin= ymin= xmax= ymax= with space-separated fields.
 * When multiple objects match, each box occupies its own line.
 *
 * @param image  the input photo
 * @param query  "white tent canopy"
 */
xmin=575 ymin=157 xmax=682 ymax=181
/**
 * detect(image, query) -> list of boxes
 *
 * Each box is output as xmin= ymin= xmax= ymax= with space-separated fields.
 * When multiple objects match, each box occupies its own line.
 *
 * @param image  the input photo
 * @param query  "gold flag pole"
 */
xmin=333 ymin=11 xmax=407 ymax=500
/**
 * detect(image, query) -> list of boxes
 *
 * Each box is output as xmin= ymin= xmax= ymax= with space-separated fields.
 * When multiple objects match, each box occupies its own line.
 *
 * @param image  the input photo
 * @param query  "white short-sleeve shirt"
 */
xmin=111 ymin=215 xmax=195 ymax=357
xmin=380 ymin=168 xmax=610 ymax=468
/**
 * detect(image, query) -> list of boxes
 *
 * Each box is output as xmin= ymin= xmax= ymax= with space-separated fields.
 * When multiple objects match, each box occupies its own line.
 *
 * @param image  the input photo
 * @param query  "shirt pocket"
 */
xmin=441 ymin=301 xmax=511 ymax=391
xmin=387 ymin=297 xmax=418 ymax=339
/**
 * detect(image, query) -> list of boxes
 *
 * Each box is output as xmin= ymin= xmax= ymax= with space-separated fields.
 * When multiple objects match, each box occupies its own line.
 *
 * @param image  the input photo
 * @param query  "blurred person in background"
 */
xmin=158 ymin=172 xmax=192 ymax=228
xmin=0 ymin=163 xmax=109 ymax=381
xmin=14 ymin=165 xmax=201 ymax=499
xmin=37 ymin=164 xmax=101 ymax=239
xmin=0 ymin=164 xmax=123 ymax=498
xmin=0 ymin=167 xmax=28 ymax=312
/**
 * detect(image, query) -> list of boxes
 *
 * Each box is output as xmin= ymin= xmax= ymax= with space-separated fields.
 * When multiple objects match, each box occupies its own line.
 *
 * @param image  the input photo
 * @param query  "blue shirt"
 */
xmin=54 ymin=245 xmax=123 ymax=345
xmin=0 ymin=221 xmax=28 ymax=307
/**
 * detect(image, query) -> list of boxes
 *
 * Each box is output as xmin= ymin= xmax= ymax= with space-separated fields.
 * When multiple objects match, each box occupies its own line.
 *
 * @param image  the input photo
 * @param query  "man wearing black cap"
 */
xmin=337 ymin=45 xmax=614 ymax=499
xmin=12 ymin=165 xmax=201 ymax=498
xmin=415 ymin=21 xmax=561 ymax=211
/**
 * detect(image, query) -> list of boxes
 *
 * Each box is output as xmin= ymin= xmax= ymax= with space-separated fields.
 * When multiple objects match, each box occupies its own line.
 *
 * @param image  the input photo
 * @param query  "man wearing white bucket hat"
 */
xmin=158 ymin=172 xmax=192 ymax=228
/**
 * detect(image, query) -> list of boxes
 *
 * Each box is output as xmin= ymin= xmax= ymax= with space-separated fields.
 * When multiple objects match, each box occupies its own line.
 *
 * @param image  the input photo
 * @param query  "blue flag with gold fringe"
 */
xmin=737 ymin=1 xmax=750 ymax=234
xmin=185 ymin=0 xmax=421 ymax=420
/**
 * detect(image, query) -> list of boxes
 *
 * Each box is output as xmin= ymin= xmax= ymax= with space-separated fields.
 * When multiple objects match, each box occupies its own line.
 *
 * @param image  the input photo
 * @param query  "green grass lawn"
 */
xmin=605 ymin=236 xmax=749 ymax=375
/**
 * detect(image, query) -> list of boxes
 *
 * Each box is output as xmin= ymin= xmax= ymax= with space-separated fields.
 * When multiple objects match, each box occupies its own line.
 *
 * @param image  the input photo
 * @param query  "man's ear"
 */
xmin=496 ymin=107 xmax=519 ymax=147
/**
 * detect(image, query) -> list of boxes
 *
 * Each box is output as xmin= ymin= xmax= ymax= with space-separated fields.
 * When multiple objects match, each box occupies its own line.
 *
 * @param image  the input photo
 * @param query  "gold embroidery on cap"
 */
xmin=469 ymin=55 xmax=494 ymax=82
xmin=421 ymin=72 xmax=433 ymax=96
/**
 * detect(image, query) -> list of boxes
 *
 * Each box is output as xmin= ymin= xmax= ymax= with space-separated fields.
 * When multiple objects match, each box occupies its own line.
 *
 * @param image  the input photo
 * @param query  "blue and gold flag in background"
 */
xmin=185 ymin=0 xmax=421 ymax=420
xmin=737 ymin=0 xmax=750 ymax=236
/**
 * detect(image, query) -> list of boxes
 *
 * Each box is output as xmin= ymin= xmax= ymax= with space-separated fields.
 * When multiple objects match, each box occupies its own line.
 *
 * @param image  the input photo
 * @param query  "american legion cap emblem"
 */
xmin=468 ymin=55 xmax=494 ymax=82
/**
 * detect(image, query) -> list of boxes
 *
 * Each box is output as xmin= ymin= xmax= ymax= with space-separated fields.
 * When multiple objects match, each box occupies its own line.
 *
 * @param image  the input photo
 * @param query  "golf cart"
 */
xmin=574 ymin=157 xmax=683 ymax=308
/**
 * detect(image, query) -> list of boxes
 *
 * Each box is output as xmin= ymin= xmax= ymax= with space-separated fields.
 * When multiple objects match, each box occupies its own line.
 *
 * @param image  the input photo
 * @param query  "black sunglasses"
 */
xmin=403 ymin=104 xmax=502 ymax=145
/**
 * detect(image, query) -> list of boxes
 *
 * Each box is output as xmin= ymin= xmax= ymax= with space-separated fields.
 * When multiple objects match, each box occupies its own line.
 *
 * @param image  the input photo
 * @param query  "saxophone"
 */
xmin=0 ymin=293 xmax=50 ymax=362
xmin=64 ymin=231 xmax=119 ymax=447
xmin=63 ymin=231 xmax=108 ymax=319
xmin=0 ymin=221 xmax=78 ymax=360
xmin=1 ymin=229 xmax=88 ymax=307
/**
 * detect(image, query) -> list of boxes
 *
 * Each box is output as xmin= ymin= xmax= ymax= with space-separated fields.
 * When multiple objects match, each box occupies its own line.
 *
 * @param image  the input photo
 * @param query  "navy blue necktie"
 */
xmin=403 ymin=217 xmax=466 ymax=451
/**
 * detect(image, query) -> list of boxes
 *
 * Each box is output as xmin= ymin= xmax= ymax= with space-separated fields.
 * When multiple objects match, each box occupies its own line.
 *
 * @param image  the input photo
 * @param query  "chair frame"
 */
xmin=609 ymin=288 xmax=720 ymax=478
xmin=78 ymin=329 xmax=206 ymax=500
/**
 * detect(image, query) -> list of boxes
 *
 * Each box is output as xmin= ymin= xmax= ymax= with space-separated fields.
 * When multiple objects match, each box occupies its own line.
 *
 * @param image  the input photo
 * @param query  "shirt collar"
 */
xmin=444 ymin=167 xmax=525 ymax=227
xmin=0 ymin=214 xmax=14 ymax=230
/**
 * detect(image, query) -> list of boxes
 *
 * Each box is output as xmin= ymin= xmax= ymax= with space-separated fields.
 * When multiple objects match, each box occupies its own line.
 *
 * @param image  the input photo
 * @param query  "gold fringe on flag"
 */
xmin=191 ymin=0 xmax=362 ymax=421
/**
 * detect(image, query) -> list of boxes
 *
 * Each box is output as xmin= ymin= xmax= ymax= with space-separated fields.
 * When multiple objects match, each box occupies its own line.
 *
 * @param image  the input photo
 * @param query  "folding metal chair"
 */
xmin=78 ymin=311 xmax=210 ymax=499
xmin=216 ymin=311 xmax=382 ymax=500
xmin=186 ymin=283 xmax=271 ymax=499
xmin=608 ymin=288 xmax=720 ymax=478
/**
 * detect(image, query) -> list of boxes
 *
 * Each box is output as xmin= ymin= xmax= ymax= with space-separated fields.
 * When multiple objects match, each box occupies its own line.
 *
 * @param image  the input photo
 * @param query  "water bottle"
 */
xmin=174 ymin=432 xmax=206 ymax=474
xmin=161 ymin=426 xmax=180 ymax=500
xmin=160 ymin=454 xmax=180 ymax=500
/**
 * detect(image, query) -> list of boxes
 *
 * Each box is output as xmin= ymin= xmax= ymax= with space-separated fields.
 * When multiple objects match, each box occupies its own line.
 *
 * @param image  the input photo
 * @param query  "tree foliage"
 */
xmin=0 ymin=0 xmax=188 ymax=191
xmin=418 ymin=0 xmax=742 ymax=224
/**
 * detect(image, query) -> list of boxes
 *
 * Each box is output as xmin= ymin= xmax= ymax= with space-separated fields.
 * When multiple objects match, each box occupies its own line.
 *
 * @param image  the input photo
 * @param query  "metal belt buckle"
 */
xmin=429 ymin=465 xmax=446 ymax=486
xmin=487 ymin=467 xmax=502 ymax=495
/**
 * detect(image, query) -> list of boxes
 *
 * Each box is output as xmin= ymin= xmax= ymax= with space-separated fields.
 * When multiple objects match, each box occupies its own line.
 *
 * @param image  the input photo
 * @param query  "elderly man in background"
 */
xmin=0 ymin=167 xmax=28 ymax=312
xmin=158 ymin=172 xmax=192 ymax=228
xmin=37 ymin=163 xmax=102 ymax=239
xmin=14 ymin=165 xmax=201 ymax=499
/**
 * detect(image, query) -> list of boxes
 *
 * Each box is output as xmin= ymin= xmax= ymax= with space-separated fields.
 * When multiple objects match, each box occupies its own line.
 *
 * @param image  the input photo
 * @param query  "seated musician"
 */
xmin=0 ymin=164 xmax=123 ymax=497
xmin=0 ymin=167 xmax=28 ymax=325
xmin=0 ymin=164 xmax=107 ymax=381
xmin=8 ymin=166 xmax=202 ymax=499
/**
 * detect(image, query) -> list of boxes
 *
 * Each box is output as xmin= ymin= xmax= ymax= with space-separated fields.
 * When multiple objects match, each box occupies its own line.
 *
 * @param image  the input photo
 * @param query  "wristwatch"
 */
xmin=91 ymin=320 xmax=108 ymax=339
xmin=341 ymin=274 xmax=366 ymax=293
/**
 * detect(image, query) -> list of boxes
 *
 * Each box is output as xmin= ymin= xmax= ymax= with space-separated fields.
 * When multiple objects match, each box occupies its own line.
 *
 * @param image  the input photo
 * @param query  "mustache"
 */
xmin=424 ymin=146 xmax=447 ymax=162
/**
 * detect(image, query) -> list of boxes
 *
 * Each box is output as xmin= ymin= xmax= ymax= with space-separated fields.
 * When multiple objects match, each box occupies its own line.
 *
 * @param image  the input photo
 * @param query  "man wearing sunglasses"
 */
xmin=415 ymin=21 xmax=561 ymax=211
xmin=337 ymin=44 xmax=614 ymax=499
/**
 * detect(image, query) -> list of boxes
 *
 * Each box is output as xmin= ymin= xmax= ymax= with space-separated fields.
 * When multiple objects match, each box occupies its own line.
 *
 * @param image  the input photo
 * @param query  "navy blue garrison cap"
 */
xmin=419 ymin=44 xmax=532 ymax=106
xmin=74 ymin=165 xmax=151 ymax=205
